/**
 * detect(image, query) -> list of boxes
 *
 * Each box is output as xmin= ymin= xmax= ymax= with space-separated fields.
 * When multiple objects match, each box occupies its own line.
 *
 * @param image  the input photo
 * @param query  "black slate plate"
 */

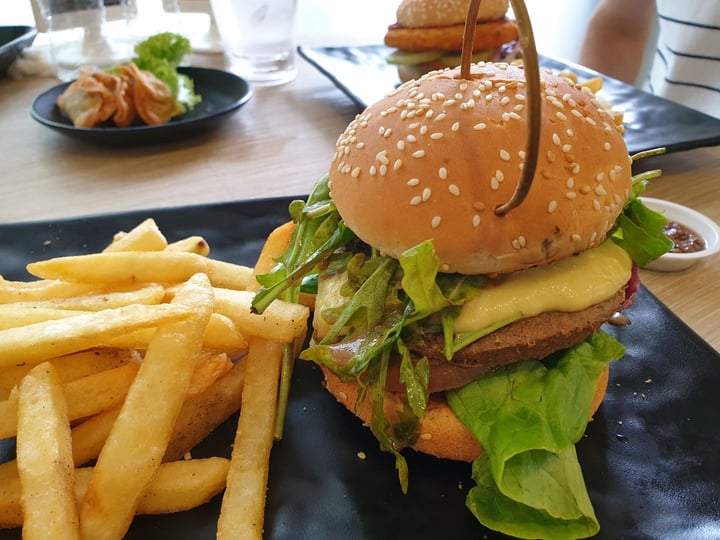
xmin=298 ymin=44 xmax=720 ymax=156
xmin=1 ymin=197 xmax=719 ymax=539
xmin=30 ymin=67 xmax=252 ymax=145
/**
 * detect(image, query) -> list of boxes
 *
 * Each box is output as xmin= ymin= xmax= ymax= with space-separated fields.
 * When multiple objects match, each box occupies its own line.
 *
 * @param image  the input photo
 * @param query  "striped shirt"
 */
xmin=643 ymin=1 xmax=720 ymax=118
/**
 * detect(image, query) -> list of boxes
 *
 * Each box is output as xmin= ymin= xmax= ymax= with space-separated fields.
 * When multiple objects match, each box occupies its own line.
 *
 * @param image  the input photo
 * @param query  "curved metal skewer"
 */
xmin=460 ymin=0 xmax=543 ymax=215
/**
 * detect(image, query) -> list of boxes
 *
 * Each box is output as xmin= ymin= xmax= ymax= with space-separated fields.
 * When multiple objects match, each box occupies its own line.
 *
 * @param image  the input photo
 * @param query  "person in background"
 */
xmin=578 ymin=0 xmax=720 ymax=119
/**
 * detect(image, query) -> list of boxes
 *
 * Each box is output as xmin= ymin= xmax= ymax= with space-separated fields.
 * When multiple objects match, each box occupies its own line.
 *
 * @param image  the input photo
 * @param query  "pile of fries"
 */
xmin=0 ymin=218 xmax=307 ymax=539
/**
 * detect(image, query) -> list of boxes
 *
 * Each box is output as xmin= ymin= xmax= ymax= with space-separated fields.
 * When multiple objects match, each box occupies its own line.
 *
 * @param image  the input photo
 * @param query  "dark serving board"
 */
xmin=297 ymin=44 xmax=720 ymax=156
xmin=1 ymin=197 xmax=719 ymax=539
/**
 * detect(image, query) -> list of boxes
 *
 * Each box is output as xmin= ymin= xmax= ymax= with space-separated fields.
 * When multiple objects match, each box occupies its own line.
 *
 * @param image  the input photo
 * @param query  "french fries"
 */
xmin=0 ymin=218 xmax=308 ymax=538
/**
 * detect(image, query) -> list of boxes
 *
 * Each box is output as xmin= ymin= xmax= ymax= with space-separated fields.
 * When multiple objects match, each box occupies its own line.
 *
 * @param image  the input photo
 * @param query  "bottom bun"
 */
xmin=321 ymin=363 xmax=609 ymax=463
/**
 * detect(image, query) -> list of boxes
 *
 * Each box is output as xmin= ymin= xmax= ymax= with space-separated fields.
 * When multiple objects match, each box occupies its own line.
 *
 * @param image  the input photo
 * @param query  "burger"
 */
xmin=252 ymin=62 xmax=671 ymax=538
xmin=384 ymin=0 xmax=521 ymax=82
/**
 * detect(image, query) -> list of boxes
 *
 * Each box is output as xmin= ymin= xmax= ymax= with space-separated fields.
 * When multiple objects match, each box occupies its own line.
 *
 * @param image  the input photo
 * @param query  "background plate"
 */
xmin=30 ymin=66 xmax=252 ymax=145
xmin=298 ymin=44 xmax=720 ymax=156
xmin=0 ymin=26 xmax=37 ymax=78
xmin=1 ymin=198 xmax=719 ymax=539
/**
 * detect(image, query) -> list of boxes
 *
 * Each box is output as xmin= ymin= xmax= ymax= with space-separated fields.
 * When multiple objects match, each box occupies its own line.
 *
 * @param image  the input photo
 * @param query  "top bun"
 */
xmin=396 ymin=0 xmax=510 ymax=28
xmin=329 ymin=63 xmax=633 ymax=275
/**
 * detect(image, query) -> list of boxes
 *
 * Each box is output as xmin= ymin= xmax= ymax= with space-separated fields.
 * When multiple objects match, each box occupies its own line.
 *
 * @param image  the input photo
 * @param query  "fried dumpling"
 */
xmin=56 ymin=68 xmax=118 ymax=128
xmin=119 ymin=63 xmax=181 ymax=126
xmin=92 ymin=70 xmax=136 ymax=128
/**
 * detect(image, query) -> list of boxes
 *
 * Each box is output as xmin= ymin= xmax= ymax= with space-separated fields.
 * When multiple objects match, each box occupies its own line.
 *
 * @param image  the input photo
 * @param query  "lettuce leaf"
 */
xmin=447 ymin=331 xmax=625 ymax=539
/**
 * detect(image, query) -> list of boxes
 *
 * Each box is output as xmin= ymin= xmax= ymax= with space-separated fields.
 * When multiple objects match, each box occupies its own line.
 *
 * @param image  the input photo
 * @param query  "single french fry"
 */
xmin=166 ymin=236 xmax=210 ymax=256
xmin=26 ymin=251 xmax=207 ymax=284
xmin=206 ymin=259 xmax=254 ymax=291
xmin=0 ymin=306 xmax=86 ymax=330
xmin=0 ymin=458 xmax=230 ymax=529
xmin=187 ymin=352 xmax=233 ymax=398
xmin=79 ymin=273 xmax=214 ymax=540
xmin=103 ymin=218 xmax=167 ymax=252
xmin=16 ymin=363 xmax=80 ymax=539
xmin=249 ymin=221 xmax=296 ymax=292
xmin=0 ymin=278 xmax=100 ymax=304
xmin=102 ymin=312 xmax=248 ymax=352
xmin=164 ymin=359 xmax=246 ymax=462
xmin=0 ymin=301 xmax=193 ymax=369
xmin=0 ymin=348 xmax=138 ymax=392
xmin=0 ymin=284 xmax=165 ymax=313
xmin=212 ymin=288 xmax=309 ymax=343
xmin=0 ymin=363 xmax=139 ymax=440
xmin=217 ymin=338 xmax=284 ymax=540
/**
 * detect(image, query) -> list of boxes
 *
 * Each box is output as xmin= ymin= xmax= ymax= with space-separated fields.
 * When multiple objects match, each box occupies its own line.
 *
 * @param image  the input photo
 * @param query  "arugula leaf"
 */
xmin=252 ymin=176 xmax=354 ymax=313
xmin=448 ymin=331 xmax=626 ymax=538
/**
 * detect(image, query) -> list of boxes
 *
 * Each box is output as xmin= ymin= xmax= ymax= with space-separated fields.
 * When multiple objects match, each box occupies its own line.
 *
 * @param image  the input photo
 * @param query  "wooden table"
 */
xmin=0 ymin=2 xmax=718 ymax=350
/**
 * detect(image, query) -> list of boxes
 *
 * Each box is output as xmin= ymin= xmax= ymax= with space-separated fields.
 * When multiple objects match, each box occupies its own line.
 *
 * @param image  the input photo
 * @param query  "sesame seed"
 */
xmin=596 ymin=172 xmax=605 ymax=182
xmin=547 ymin=150 xmax=556 ymax=163
xmin=472 ymin=215 xmax=481 ymax=227
xmin=566 ymin=177 xmax=574 ymax=188
xmin=556 ymin=111 xmax=567 ymax=121
xmin=407 ymin=178 xmax=420 ymax=186
xmin=502 ymin=112 xmax=511 ymax=122
xmin=604 ymin=142 xmax=612 ymax=151
xmin=548 ymin=200 xmax=558 ymax=213
xmin=393 ymin=159 xmax=403 ymax=171
xmin=435 ymin=112 xmax=447 ymax=121
xmin=410 ymin=196 xmax=422 ymax=206
xmin=580 ymin=185 xmax=591 ymax=194
xmin=509 ymin=112 xmax=522 ymax=120
xmin=473 ymin=201 xmax=486 ymax=211
xmin=379 ymin=164 xmax=387 ymax=176
xmin=499 ymin=149 xmax=511 ymax=161
xmin=571 ymin=109 xmax=583 ymax=118
xmin=351 ymin=167 xmax=360 ymax=178
xmin=566 ymin=191 xmax=577 ymax=200
xmin=562 ymin=144 xmax=572 ymax=153
xmin=397 ymin=140 xmax=405 ymax=151
xmin=431 ymin=216 xmax=441 ymax=229
xmin=438 ymin=167 xmax=447 ymax=180
xmin=500 ymin=96 xmax=510 ymax=105
xmin=451 ymin=122 xmax=461 ymax=132
xmin=593 ymin=199 xmax=601 ymax=211
xmin=356 ymin=142 xmax=365 ymax=149
xmin=572 ymin=233 xmax=582 ymax=242
xmin=407 ymin=134 xmax=417 ymax=143
xmin=566 ymin=128 xmax=574 ymax=137
xmin=430 ymin=132 xmax=444 ymax=140
xmin=496 ymin=169 xmax=505 ymax=181
xmin=369 ymin=165 xmax=377 ymax=176
xmin=608 ymin=169 xmax=617 ymax=182
xmin=412 ymin=150 xmax=425 ymax=158
xmin=448 ymin=184 xmax=460 ymax=196
xmin=422 ymin=188 xmax=431 ymax=201
xmin=420 ymin=125 xmax=428 ymax=135
xmin=473 ymin=122 xmax=487 ymax=130
xmin=586 ymin=117 xmax=597 ymax=126
xmin=595 ymin=185 xmax=607 ymax=196
xmin=552 ymin=133 xmax=561 ymax=146
xmin=491 ymin=177 xmax=500 ymax=190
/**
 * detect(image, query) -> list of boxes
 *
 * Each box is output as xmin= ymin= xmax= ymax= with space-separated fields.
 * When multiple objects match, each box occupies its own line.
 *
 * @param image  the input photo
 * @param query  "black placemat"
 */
xmin=1 ymin=197 xmax=719 ymax=539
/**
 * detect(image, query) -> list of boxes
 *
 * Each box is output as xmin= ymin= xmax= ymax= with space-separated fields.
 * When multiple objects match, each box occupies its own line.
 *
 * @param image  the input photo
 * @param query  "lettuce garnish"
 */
xmin=130 ymin=32 xmax=201 ymax=111
xmin=448 ymin=331 xmax=626 ymax=539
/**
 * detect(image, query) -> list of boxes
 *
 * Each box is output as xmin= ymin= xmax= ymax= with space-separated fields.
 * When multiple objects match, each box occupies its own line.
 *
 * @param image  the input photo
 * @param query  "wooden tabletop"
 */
xmin=0 ymin=1 xmax=718 ymax=350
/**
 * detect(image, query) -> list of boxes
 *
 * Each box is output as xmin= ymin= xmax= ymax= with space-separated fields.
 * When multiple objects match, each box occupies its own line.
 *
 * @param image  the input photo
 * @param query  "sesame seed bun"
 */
xmin=395 ymin=0 xmax=510 ymax=28
xmin=321 ymin=363 xmax=610 ymax=462
xmin=329 ymin=63 xmax=633 ymax=275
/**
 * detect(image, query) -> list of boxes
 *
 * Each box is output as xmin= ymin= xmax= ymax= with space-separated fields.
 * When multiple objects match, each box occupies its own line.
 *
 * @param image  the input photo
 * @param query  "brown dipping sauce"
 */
xmin=664 ymin=220 xmax=707 ymax=253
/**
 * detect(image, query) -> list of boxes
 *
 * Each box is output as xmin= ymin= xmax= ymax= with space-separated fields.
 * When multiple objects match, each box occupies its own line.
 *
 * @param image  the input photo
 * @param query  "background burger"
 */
xmin=385 ymin=0 xmax=521 ymax=81
xmin=252 ymin=62 xmax=671 ymax=538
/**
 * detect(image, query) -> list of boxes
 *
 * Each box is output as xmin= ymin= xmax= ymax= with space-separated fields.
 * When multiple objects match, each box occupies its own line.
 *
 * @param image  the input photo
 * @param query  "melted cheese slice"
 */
xmin=454 ymin=240 xmax=632 ymax=333
xmin=314 ymin=240 xmax=632 ymax=338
